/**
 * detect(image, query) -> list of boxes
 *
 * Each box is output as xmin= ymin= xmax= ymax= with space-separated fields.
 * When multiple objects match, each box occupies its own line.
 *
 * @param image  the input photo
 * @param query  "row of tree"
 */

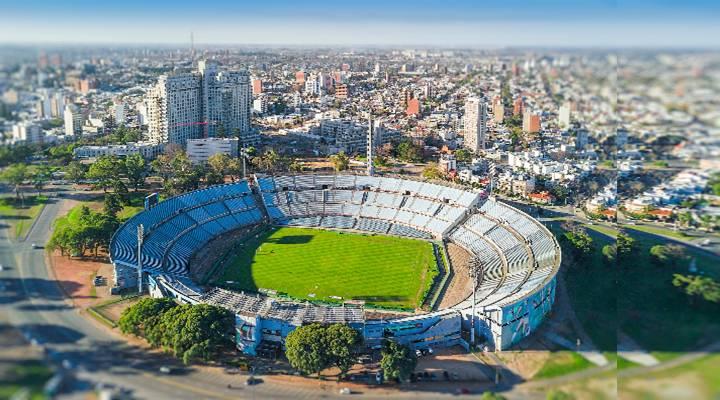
xmin=284 ymin=323 xmax=417 ymax=382
xmin=118 ymin=298 xmax=234 ymax=364
xmin=47 ymin=203 xmax=120 ymax=258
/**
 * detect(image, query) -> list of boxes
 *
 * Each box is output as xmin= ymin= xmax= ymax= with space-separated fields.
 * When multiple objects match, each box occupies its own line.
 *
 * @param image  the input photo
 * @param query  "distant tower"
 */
xmin=190 ymin=32 xmax=196 ymax=64
xmin=366 ymin=115 xmax=374 ymax=176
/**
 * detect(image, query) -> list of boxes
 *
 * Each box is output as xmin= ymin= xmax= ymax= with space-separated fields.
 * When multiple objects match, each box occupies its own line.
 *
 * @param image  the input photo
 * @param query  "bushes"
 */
xmin=118 ymin=298 xmax=234 ymax=364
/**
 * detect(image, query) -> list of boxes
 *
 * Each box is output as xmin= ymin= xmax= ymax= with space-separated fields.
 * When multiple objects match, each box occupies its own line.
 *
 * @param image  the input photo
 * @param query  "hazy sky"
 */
xmin=1 ymin=0 xmax=718 ymax=47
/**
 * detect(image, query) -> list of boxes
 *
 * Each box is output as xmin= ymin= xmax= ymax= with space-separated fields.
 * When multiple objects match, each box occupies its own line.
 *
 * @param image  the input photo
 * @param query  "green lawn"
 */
xmin=623 ymin=224 xmax=690 ymax=240
xmin=618 ymin=229 xmax=720 ymax=358
xmin=534 ymin=351 xmax=593 ymax=379
xmin=0 ymin=360 xmax=53 ymax=400
xmin=216 ymin=227 xmax=439 ymax=309
xmin=0 ymin=195 xmax=49 ymax=239
xmin=551 ymin=223 xmax=617 ymax=352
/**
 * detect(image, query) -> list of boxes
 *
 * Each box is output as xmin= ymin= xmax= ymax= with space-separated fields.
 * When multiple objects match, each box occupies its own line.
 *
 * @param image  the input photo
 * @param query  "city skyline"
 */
xmin=1 ymin=0 xmax=719 ymax=47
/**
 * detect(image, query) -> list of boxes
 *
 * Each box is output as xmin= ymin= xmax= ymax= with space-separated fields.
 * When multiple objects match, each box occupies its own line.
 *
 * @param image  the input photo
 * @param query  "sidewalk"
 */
xmin=617 ymin=332 xmax=659 ymax=367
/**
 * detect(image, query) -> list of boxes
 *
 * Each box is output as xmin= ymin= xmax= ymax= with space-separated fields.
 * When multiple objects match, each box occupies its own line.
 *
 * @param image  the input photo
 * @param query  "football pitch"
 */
xmin=215 ymin=227 xmax=439 ymax=309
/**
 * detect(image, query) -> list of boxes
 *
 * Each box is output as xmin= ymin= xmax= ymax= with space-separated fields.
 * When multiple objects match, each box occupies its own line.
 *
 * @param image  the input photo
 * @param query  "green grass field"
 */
xmin=216 ymin=227 xmax=439 ymax=309
xmin=0 ymin=195 xmax=48 ymax=239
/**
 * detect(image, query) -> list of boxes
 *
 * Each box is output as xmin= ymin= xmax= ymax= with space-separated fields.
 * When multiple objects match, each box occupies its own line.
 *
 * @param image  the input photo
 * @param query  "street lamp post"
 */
xmin=468 ymin=257 xmax=482 ymax=350
xmin=137 ymin=224 xmax=144 ymax=295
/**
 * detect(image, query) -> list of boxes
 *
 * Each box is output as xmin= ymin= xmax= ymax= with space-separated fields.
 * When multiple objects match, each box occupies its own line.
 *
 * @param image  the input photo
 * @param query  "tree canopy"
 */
xmin=119 ymin=299 xmax=234 ymax=364
xmin=284 ymin=323 xmax=361 ymax=379
xmin=380 ymin=341 xmax=417 ymax=383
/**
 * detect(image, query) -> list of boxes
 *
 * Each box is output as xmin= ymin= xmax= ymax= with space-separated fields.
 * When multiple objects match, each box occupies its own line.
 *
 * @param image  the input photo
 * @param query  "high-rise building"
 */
xmin=522 ymin=111 xmax=541 ymax=133
xmin=575 ymin=128 xmax=589 ymax=150
xmin=198 ymin=60 xmax=253 ymax=140
xmin=494 ymin=102 xmax=505 ymax=124
xmin=513 ymin=98 xmax=524 ymax=116
xmin=114 ymin=99 xmax=126 ymax=125
xmin=304 ymin=74 xmax=321 ymax=96
xmin=335 ymin=84 xmax=348 ymax=99
xmin=463 ymin=97 xmax=487 ymax=153
xmin=558 ymin=102 xmax=571 ymax=129
xmin=295 ymin=71 xmax=306 ymax=84
xmin=64 ymin=104 xmax=83 ymax=136
xmin=147 ymin=73 xmax=203 ymax=145
xmin=147 ymin=60 xmax=255 ymax=146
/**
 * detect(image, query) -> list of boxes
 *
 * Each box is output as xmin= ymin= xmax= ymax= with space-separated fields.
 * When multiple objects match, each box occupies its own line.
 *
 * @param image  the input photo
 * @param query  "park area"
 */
xmin=0 ymin=195 xmax=48 ymax=239
xmin=216 ymin=227 xmax=439 ymax=310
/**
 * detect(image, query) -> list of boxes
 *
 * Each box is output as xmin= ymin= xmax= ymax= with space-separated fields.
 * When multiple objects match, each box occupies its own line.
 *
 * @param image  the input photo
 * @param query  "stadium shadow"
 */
xmin=265 ymin=235 xmax=314 ymax=245
xmin=0 ymin=277 xmax=84 ymax=304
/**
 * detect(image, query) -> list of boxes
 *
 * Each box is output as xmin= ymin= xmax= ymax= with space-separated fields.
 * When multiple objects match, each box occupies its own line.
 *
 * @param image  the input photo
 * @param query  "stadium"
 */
xmin=110 ymin=174 xmax=560 ymax=356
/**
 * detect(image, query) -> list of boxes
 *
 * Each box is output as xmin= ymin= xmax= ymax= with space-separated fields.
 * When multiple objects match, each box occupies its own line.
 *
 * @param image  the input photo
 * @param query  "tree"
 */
xmin=601 ymin=244 xmax=616 ymax=265
xmin=422 ymin=163 xmax=444 ymax=180
xmin=87 ymin=156 xmax=123 ymax=192
xmin=32 ymin=165 xmax=52 ymax=195
xmin=125 ymin=153 xmax=146 ymax=191
xmin=252 ymin=149 xmax=281 ymax=173
xmin=454 ymin=149 xmax=472 ymax=163
xmin=288 ymin=159 xmax=303 ymax=173
xmin=616 ymin=232 xmax=636 ymax=265
xmin=65 ymin=161 xmax=86 ymax=184
xmin=325 ymin=324 xmax=362 ymax=379
xmin=395 ymin=140 xmax=422 ymax=163
xmin=380 ymin=341 xmax=416 ymax=383
xmin=118 ymin=297 xmax=177 ymax=336
xmin=672 ymin=274 xmax=720 ymax=304
xmin=144 ymin=303 xmax=234 ymax=364
xmin=329 ymin=151 xmax=350 ymax=172
xmin=677 ymin=211 xmax=693 ymax=228
xmin=104 ymin=193 xmax=124 ymax=217
xmin=207 ymin=153 xmax=230 ymax=177
xmin=649 ymin=244 xmax=686 ymax=268
xmin=563 ymin=229 xmax=594 ymax=260
xmin=284 ymin=323 xmax=330 ymax=377
xmin=1 ymin=163 xmax=27 ymax=200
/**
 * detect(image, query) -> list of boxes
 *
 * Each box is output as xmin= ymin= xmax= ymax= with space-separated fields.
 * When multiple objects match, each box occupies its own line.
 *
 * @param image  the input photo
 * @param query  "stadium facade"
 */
xmin=110 ymin=175 xmax=560 ymax=355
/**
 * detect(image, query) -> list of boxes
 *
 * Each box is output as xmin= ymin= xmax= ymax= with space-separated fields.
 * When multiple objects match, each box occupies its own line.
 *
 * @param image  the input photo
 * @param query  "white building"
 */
xmin=64 ymin=104 xmax=83 ymax=136
xmin=186 ymin=137 xmax=239 ymax=164
xmin=147 ymin=73 xmax=202 ymax=145
xmin=198 ymin=60 xmax=253 ymax=141
xmin=558 ymin=102 xmax=571 ymax=129
xmin=146 ymin=60 xmax=256 ymax=147
xmin=114 ymin=100 xmax=126 ymax=125
xmin=12 ymin=121 xmax=44 ymax=143
xmin=463 ymin=96 xmax=487 ymax=153
xmin=304 ymin=74 xmax=321 ymax=96
xmin=73 ymin=141 xmax=165 ymax=160
xmin=253 ymin=96 xmax=268 ymax=114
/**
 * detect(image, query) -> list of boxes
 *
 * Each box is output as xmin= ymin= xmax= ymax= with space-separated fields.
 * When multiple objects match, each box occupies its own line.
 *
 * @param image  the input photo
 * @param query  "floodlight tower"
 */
xmin=137 ymin=224 xmax=144 ymax=294
xmin=366 ymin=114 xmax=374 ymax=176
xmin=468 ymin=257 xmax=483 ymax=349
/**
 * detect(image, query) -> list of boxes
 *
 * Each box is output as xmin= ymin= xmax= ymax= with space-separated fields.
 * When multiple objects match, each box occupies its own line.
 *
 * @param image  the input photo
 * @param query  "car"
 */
xmin=339 ymin=387 xmax=352 ymax=395
xmin=415 ymin=349 xmax=423 ymax=357
xmin=375 ymin=371 xmax=383 ymax=384
xmin=245 ymin=376 xmax=261 ymax=386
xmin=159 ymin=366 xmax=172 ymax=374
xmin=0 ymin=264 xmax=4 ymax=271
xmin=31 ymin=243 xmax=37 ymax=249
